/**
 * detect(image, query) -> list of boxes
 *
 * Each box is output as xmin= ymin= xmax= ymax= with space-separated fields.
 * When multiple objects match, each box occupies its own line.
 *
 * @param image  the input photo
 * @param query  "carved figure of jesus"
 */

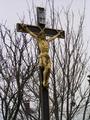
xmin=22 ymin=25 xmax=60 ymax=87
xmin=38 ymin=32 xmax=51 ymax=87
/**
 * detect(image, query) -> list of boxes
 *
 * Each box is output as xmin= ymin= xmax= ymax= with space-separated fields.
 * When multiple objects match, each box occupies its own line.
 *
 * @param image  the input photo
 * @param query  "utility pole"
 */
xmin=16 ymin=7 xmax=65 ymax=120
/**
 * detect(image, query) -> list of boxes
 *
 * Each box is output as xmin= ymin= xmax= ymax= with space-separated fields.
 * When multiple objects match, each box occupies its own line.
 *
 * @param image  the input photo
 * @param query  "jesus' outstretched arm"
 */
xmin=47 ymin=32 xmax=61 ymax=42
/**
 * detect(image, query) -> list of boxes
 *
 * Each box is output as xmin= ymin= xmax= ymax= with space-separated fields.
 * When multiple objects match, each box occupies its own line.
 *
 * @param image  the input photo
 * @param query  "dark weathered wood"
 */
xmin=37 ymin=7 xmax=46 ymax=27
xmin=39 ymin=67 xmax=49 ymax=120
xmin=16 ymin=23 xmax=65 ymax=39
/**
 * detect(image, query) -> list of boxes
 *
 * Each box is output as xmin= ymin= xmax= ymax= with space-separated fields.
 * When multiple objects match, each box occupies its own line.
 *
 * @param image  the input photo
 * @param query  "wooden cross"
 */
xmin=16 ymin=7 xmax=65 ymax=120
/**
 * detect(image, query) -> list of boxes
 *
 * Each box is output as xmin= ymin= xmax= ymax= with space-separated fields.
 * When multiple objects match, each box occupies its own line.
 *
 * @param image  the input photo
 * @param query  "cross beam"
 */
xmin=16 ymin=23 xmax=65 ymax=39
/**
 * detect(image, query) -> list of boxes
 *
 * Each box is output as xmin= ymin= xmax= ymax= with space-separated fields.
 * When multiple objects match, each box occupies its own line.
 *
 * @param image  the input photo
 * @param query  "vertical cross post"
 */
xmin=37 ymin=7 xmax=50 ymax=120
xmin=39 ymin=67 xmax=50 ymax=120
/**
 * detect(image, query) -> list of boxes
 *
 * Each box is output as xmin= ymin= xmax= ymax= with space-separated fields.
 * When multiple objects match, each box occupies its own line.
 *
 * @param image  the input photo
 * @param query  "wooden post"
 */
xmin=37 ymin=7 xmax=49 ymax=120
xmin=39 ymin=67 xmax=49 ymax=120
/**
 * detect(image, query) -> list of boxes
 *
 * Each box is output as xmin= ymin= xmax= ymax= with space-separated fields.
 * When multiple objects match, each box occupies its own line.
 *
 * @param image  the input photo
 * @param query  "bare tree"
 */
xmin=0 ymin=24 xmax=39 ymax=120
xmin=46 ymin=1 xmax=89 ymax=120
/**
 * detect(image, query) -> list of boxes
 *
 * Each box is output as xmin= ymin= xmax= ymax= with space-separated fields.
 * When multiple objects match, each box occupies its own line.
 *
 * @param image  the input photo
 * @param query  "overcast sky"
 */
xmin=0 ymin=0 xmax=89 ymax=33
xmin=0 ymin=0 xmax=90 ymax=52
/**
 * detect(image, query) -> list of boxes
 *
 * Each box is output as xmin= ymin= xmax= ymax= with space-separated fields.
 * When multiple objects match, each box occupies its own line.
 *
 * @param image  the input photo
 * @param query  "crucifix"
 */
xmin=16 ymin=7 xmax=65 ymax=120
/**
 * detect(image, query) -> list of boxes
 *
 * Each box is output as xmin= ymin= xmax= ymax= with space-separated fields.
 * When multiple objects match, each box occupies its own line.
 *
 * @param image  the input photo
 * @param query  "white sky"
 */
xmin=0 ymin=0 xmax=90 ymax=52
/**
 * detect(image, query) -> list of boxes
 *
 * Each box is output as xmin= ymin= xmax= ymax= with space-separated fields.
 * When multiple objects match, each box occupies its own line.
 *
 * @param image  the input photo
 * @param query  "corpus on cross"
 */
xmin=16 ymin=7 xmax=65 ymax=88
